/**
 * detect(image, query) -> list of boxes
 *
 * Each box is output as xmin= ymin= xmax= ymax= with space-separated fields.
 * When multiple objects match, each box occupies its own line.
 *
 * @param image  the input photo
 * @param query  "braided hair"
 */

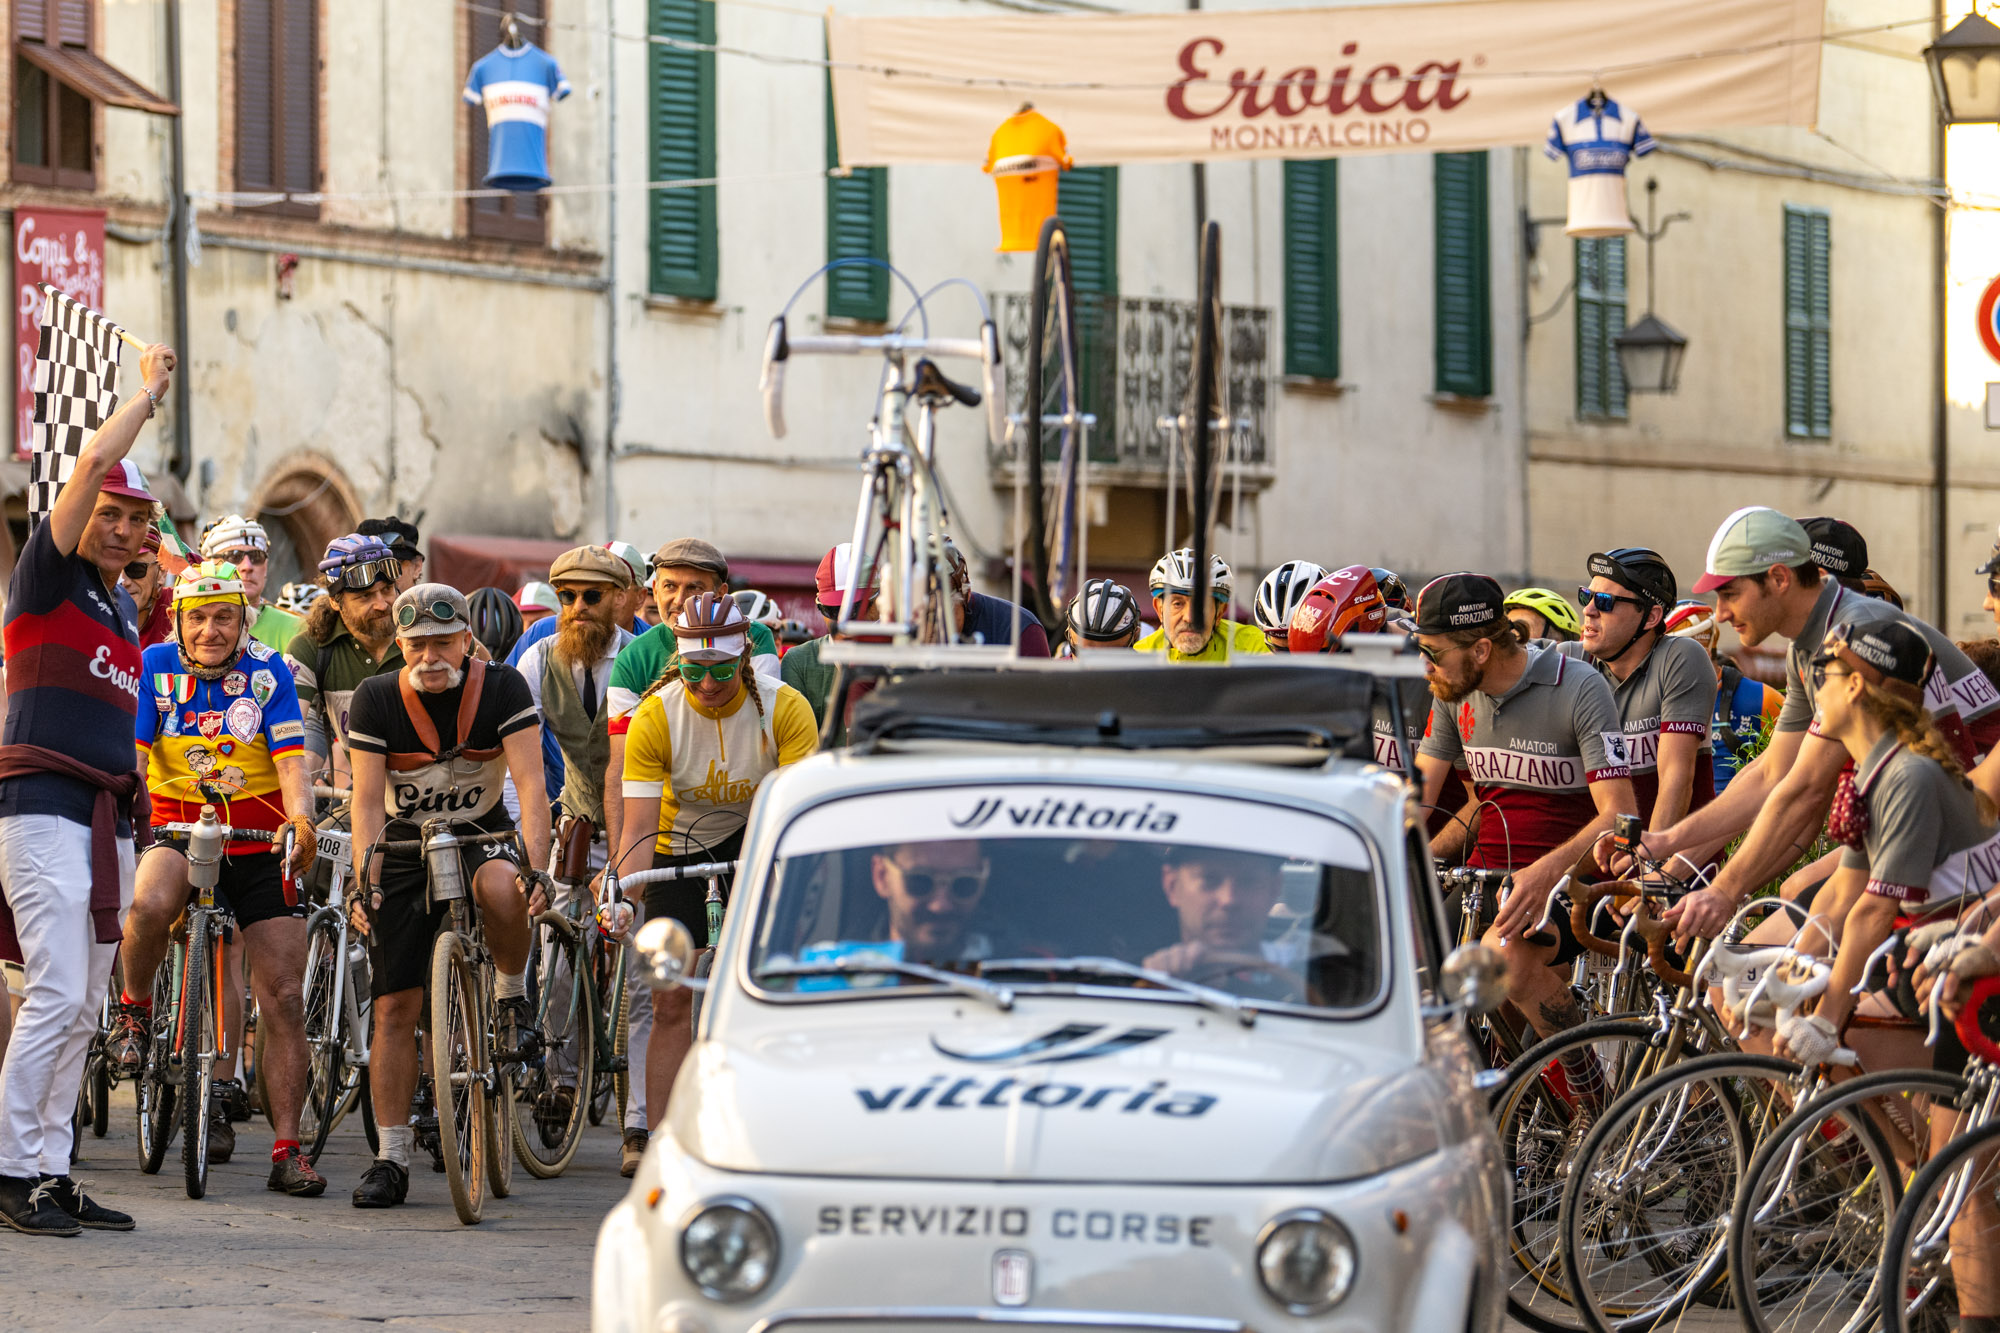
xmin=1856 ymin=680 xmax=1998 ymax=824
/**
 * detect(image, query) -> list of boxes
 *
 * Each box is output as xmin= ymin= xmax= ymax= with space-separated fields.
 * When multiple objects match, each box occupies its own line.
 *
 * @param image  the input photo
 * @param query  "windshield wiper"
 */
xmin=977 ymin=956 xmax=1257 ymax=1027
xmin=758 ymin=959 xmax=1015 ymax=1011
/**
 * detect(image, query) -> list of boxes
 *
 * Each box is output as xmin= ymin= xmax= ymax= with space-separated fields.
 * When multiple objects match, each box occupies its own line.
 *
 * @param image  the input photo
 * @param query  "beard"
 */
xmin=556 ymin=608 xmax=616 ymax=667
xmin=412 ymin=662 xmax=465 ymax=694
xmin=1427 ymin=666 xmax=1481 ymax=704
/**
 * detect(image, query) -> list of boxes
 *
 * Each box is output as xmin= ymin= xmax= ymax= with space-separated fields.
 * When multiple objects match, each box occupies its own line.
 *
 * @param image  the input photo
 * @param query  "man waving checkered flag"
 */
xmin=28 ymin=283 xmax=131 ymax=524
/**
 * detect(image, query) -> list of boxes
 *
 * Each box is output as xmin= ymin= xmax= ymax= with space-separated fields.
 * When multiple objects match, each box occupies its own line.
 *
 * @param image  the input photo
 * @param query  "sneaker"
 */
xmin=268 ymin=1149 xmax=328 ymax=1199
xmin=535 ymin=1086 xmax=577 ymax=1149
xmin=493 ymin=997 xmax=541 ymax=1063
xmin=108 ymin=1003 xmax=150 ymax=1075
xmin=39 ymin=1174 xmax=133 ymax=1231
xmin=214 ymin=1077 xmax=251 ymax=1124
xmin=351 ymin=1159 xmax=409 ymax=1209
xmin=0 ymin=1173 xmax=81 ymax=1236
xmin=207 ymin=1115 xmax=235 ymax=1164
xmin=620 ymin=1128 xmax=649 ymax=1179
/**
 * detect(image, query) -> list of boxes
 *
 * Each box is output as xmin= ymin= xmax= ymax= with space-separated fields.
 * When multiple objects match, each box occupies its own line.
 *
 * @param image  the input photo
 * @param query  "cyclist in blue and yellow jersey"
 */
xmin=119 ymin=560 xmax=323 ymax=1197
xmin=1134 ymin=549 xmax=1270 ymax=662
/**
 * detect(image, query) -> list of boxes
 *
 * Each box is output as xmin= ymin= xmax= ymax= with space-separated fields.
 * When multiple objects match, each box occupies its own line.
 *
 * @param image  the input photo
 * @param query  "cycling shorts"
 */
xmin=646 ymin=829 xmax=745 ymax=948
xmin=145 ymin=835 xmax=301 ymax=931
xmin=364 ymin=835 xmax=521 ymax=999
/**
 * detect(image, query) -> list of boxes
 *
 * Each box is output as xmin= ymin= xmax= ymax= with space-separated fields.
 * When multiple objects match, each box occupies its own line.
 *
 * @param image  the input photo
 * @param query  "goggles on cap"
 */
xmin=328 ymin=558 xmax=401 ymax=593
xmin=396 ymin=598 xmax=462 ymax=630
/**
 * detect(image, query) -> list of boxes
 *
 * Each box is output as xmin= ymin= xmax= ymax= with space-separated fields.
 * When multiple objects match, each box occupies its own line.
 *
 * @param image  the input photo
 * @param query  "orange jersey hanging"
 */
xmin=984 ymin=105 xmax=1072 ymax=252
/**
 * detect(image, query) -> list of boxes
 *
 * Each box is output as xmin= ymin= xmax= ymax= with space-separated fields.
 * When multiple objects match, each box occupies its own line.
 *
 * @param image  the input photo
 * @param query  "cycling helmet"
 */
xmin=1665 ymin=601 xmax=1721 ymax=656
xmin=1503 ymin=587 xmax=1581 ymax=639
xmin=1586 ymin=547 xmax=1678 ymax=612
xmin=171 ymin=559 xmax=249 ymax=610
xmin=1150 ymin=548 xmax=1233 ymax=601
xmin=1369 ymin=568 xmax=1412 ymax=614
xmin=318 ymin=534 xmax=400 ymax=592
xmin=466 ymin=586 xmax=524 ymax=660
xmin=1253 ymin=560 xmax=1329 ymax=633
xmin=198 ymin=514 xmax=269 ymax=559
xmin=1067 ymin=578 xmax=1142 ymax=642
xmin=732 ymin=588 xmax=782 ymax=625
xmin=674 ymin=590 xmax=749 ymax=664
xmin=278 ymin=581 xmax=327 ymax=613
xmin=1288 ymin=566 xmax=1387 ymax=654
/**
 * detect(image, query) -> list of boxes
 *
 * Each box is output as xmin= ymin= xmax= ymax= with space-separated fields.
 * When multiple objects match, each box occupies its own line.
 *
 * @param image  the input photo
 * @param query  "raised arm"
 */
xmin=50 ymin=343 xmax=174 ymax=557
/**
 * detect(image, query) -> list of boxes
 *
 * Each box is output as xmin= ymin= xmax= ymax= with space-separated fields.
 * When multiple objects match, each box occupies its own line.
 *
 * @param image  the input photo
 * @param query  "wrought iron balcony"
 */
xmin=991 ymin=292 xmax=1274 ymax=479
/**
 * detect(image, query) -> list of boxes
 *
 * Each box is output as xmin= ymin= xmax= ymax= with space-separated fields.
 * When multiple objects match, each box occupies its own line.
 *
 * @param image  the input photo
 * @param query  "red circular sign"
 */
xmin=1979 ymin=275 xmax=2000 ymax=364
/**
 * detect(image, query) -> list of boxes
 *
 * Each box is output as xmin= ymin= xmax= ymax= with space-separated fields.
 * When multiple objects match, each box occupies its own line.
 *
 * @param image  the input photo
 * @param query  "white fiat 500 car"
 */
xmin=595 ymin=660 xmax=1507 ymax=1333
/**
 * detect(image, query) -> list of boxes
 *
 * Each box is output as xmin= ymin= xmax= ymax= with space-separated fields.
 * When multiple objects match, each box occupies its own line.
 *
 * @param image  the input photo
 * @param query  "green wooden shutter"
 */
xmin=1434 ymin=152 xmax=1491 ymax=398
xmin=650 ymin=0 xmax=717 ymax=300
xmin=1283 ymin=159 xmax=1339 ymax=380
xmin=1784 ymin=206 xmax=1832 ymax=439
xmin=824 ymin=76 xmax=888 ymax=322
xmin=1058 ymin=167 xmax=1119 ymax=452
xmin=1575 ymin=237 xmax=1628 ymax=420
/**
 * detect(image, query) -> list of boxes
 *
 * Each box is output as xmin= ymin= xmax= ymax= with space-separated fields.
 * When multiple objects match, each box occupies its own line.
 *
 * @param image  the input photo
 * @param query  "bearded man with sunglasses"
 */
xmin=286 ymin=534 xmax=407 ymax=781
xmin=615 ymin=593 xmax=817 ymax=1126
xmin=1412 ymin=574 xmax=1638 ymax=1049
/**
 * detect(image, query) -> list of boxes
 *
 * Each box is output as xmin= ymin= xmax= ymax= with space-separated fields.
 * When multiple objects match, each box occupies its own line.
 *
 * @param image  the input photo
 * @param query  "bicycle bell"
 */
xmin=187 ymin=805 xmax=225 ymax=891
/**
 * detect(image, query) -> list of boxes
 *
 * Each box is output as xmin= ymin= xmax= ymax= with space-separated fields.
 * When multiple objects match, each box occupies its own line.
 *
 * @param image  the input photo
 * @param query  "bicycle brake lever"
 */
xmin=1532 ymin=874 xmax=1571 ymax=937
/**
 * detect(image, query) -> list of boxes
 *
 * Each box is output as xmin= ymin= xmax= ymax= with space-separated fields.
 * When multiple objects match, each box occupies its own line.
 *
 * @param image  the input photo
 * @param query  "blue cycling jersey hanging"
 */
xmin=463 ymin=19 xmax=572 ymax=192
xmin=1545 ymin=88 xmax=1656 ymax=238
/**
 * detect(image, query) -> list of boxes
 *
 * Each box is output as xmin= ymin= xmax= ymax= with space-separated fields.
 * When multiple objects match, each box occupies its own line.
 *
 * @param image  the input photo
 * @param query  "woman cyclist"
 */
xmin=613 ymin=593 xmax=819 ymax=1124
xmin=1502 ymin=586 xmax=1580 ymax=644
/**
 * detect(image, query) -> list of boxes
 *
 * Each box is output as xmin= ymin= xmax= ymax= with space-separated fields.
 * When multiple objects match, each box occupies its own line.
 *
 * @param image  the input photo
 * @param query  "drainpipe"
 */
xmin=602 ymin=0 xmax=621 ymax=542
xmin=1933 ymin=0 xmax=1949 ymax=628
xmin=165 ymin=0 xmax=192 ymax=481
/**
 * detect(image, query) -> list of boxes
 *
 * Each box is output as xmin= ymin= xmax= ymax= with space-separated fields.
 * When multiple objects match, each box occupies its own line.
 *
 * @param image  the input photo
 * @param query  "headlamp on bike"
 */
xmin=679 ymin=1196 xmax=779 ymax=1301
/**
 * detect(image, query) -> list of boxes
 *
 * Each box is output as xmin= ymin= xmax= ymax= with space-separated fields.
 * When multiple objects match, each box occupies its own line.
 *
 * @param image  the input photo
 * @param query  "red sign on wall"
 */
xmin=14 ymin=208 xmax=107 ymax=460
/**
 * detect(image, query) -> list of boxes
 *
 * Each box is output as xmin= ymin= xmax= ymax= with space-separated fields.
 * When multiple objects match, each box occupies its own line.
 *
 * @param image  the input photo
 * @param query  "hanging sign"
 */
xmin=14 ymin=208 xmax=106 ymax=460
xmin=829 ymin=0 xmax=1822 ymax=167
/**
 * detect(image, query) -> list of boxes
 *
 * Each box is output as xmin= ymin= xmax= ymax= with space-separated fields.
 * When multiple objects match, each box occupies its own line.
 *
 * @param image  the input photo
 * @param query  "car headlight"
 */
xmin=1256 ymin=1208 xmax=1357 ymax=1314
xmin=679 ymin=1196 xmax=779 ymax=1301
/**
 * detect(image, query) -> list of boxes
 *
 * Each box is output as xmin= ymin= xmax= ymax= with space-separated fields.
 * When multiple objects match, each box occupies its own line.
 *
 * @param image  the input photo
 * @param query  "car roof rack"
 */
xmin=840 ymin=657 xmax=1430 ymax=770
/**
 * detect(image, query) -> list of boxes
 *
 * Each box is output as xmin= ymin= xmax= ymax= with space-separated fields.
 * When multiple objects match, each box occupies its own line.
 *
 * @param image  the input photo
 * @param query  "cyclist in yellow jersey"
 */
xmin=614 ymin=593 xmax=818 ymax=1126
xmin=1133 ymin=549 xmax=1271 ymax=662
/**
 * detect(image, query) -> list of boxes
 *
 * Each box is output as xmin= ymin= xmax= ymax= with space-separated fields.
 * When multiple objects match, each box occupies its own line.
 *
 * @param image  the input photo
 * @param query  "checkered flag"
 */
xmin=28 ymin=283 xmax=128 ymax=524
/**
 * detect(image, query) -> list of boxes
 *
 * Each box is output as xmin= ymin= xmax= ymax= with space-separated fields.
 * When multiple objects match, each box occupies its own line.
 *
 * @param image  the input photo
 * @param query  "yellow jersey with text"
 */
xmin=622 ymin=674 xmax=820 ymax=855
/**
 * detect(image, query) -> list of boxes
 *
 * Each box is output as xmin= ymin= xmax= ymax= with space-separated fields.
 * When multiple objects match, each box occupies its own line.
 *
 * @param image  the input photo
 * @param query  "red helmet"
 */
xmin=1288 ymin=566 xmax=1388 ymax=654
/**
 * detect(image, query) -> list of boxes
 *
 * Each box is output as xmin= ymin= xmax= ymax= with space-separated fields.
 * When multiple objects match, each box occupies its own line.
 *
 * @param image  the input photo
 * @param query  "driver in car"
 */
xmin=871 ymin=840 xmax=994 ymax=965
xmin=1143 ymin=846 xmax=1300 ymax=998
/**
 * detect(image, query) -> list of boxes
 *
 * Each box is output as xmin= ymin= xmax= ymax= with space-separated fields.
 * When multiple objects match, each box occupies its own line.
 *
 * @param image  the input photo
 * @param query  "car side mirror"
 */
xmin=635 ymin=916 xmax=695 ymax=991
xmin=1441 ymin=944 xmax=1508 ymax=1016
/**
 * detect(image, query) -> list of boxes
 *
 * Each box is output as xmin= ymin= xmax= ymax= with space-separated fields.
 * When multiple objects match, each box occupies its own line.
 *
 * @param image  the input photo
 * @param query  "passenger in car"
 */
xmin=871 ymin=841 xmax=996 ymax=963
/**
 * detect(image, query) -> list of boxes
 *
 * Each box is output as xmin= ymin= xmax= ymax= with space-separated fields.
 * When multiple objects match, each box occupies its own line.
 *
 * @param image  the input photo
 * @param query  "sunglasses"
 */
xmin=1577 ymin=587 xmax=1648 ymax=615
xmin=677 ymin=659 xmax=740 ymax=685
xmin=328 ymin=558 xmax=400 ymax=593
xmin=221 ymin=549 xmax=268 ymax=566
xmin=395 ymin=598 xmax=461 ymax=629
xmin=124 ymin=559 xmax=153 ymax=580
xmin=1808 ymin=651 xmax=1853 ymax=693
xmin=891 ymin=864 xmax=988 ymax=902
xmin=1988 ymin=573 xmax=2000 ymax=600
xmin=1418 ymin=640 xmax=1472 ymax=666
xmin=557 ymin=587 xmax=606 ymax=607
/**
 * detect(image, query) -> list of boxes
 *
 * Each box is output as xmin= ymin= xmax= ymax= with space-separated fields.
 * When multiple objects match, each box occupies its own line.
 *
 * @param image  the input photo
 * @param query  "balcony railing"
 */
xmin=992 ymin=292 xmax=1273 ymax=477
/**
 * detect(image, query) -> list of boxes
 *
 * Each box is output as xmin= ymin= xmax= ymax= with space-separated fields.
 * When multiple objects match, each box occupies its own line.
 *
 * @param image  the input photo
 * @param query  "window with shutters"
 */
xmin=234 ymin=0 xmax=320 ymax=218
xmin=1282 ymin=159 xmax=1339 ymax=381
xmin=1059 ymin=166 xmax=1119 ymax=447
xmin=14 ymin=0 xmax=96 ymax=190
xmin=466 ymin=1 xmax=548 ymax=244
xmin=650 ymin=0 xmax=717 ymax=300
xmin=1433 ymin=152 xmax=1492 ymax=398
xmin=824 ymin=74 xmax=887 ymax=323
xmin=1575 ymin=237 xmax=1627 ymax=420
xmin=1783 ymin=206 xmax=1832 ymax=440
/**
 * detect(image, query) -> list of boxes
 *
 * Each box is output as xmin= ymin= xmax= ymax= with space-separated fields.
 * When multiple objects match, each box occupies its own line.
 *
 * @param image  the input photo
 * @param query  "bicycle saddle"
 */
xmin=912 ymin=357 xmax=981 ymax=408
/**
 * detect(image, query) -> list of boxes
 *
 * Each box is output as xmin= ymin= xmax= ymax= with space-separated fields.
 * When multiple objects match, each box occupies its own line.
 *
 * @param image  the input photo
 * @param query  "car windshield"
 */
xmin=748 ymin=784 xmax=1385 ymax=1015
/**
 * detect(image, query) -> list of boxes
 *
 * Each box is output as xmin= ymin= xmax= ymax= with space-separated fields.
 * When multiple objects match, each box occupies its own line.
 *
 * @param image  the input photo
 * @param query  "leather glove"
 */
xmin=285 ymin=815 xmax=317 ymax=877
xmin=1946 ymin=939 xmax=2000 ymax=983
xmin=1776 ymin=1012 xmax=1841 ymax=1068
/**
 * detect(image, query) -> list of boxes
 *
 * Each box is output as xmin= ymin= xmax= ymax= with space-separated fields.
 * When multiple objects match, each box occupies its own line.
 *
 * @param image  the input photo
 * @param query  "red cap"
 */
xmin=814 ymin=543 xmax=878 ymax=605
xmin=99 ymin=460 xmax=156 ymax=503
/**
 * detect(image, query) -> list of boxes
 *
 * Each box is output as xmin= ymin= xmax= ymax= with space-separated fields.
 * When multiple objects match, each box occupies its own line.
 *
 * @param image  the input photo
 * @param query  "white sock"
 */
xmin=377 ymin=1124 xmax=413 ymax=1169
xmin=494 ymin=969 xmax=526 ymax=1001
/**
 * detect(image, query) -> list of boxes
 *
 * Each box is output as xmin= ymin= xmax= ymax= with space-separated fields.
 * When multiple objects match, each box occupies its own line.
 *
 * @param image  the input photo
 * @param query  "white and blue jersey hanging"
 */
xmin=1545 ymin=92 xmax=1656 ymax=238
xmin=463 ymin=41 xmax=572 ymax=192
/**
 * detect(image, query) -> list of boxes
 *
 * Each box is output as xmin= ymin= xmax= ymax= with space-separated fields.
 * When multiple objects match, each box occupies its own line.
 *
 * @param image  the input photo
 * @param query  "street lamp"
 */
xmin=1615 ymin=178 xmax=1691 ymax=394
xmin=1926 ymin=11 xmax=2000 ymax=124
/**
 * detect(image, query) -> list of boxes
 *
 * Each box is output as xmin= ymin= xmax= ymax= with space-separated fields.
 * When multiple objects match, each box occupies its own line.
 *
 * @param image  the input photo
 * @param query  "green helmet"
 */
xmin=1503 ymin=586 xmax=1581 ymax=638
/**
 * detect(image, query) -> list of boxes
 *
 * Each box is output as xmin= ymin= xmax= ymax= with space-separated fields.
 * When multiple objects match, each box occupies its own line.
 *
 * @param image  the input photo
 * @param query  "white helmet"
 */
xmin=732 ymin=588 xmax=783 ymax=625
xmin=1149 ymin=548 xmax=1232 ymax=601
xmin=200 ymin=514 xmax=269 ymax=559
xmin=1254 ymin=560 xmax=1329 ymax=632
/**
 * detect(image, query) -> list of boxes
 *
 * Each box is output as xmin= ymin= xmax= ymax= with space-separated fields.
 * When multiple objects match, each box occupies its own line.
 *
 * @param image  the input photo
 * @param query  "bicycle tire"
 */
xmin=1879 ymin=1109 xmax=2000 ymax=1333
xmin=513 ymin=911 xmax=592 ymax=1178
xmin=136 ymin=959 xmax=177 ymax=1174
xmin=609 ymin=944 xmax=631 ymax=1130
xmin=1728 ymin=1067 xmax=1960 ymax=1333
xmin=429 ymin=931 xmax=487 ymax=1225
xmin=297 ymin=912 xmax=351 ymax=1163
xmin=1490 ymin=1019 xmax=1660 ymax=1333
xmin=1187 ymin=217 xmax=1225 ymax=620
xmin=1021 ymin=213 xmax=1081 ymax=630
xmin=88 ymin=1045 xmax=111 ymax=1139
xmin=359 ymin=1068 xmax=378 ymax=1156
xmin=588 ymin=933 xmax=628 ymax=1128
xmin=180 ymin=912 xmax=215 ymax=1200
xmin=1560 ymin=1051 xmax=1801 ymax=1333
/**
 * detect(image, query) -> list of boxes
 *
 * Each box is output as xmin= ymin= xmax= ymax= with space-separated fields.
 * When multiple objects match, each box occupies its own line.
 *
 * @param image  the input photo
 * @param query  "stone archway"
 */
xmin=251 ymin=454 xmax=361 ymax=591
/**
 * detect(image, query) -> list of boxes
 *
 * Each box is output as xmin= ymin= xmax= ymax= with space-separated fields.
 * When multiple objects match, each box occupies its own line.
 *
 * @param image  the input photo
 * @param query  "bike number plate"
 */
xmin=316 ymin=831 xmax=352 ymax=869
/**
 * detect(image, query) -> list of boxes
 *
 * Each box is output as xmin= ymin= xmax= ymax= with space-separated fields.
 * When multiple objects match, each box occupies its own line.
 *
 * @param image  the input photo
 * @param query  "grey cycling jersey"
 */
xmin=1838 ymin=731 xmax=2000 ymax=905
xmin=1557 ymin=635 xmax=1717 ymax=819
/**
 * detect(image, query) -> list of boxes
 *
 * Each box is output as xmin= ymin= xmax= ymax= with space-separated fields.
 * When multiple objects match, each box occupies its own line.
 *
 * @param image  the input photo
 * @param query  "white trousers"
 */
xmin=0 ymin=815 xmax=133 ymax=1179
